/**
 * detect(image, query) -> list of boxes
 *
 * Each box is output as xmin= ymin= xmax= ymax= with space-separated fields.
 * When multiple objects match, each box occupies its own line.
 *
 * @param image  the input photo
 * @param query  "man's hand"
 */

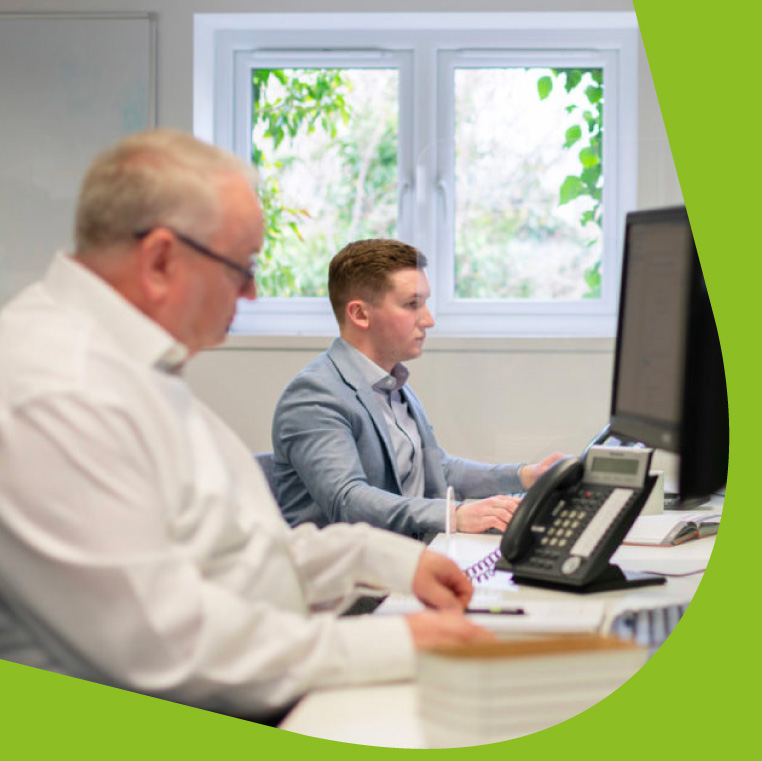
xmin=520 ymin=452 xmax=568 ymax=490
xmin=412 ymin=550 xmax=473 ymax=610
xmin=455 ymin=495 xmax=521 ymax=534
xmin=406 ymin=610 xmax=496 ymax=650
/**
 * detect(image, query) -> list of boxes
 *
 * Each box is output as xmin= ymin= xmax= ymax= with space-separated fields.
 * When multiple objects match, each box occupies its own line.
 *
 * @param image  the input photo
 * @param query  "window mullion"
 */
xmin=396 ymin=51 xmax=415 ymax=244
xmin=435 ymin=50 xmax=458 ymax=319
xmin=410 ymin=40 xmax=441 ymax=320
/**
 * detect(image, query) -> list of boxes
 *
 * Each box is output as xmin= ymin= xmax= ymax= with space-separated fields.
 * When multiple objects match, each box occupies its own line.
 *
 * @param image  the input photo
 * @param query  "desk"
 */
xmin=280 ymin=527 xmax=717 ymax=747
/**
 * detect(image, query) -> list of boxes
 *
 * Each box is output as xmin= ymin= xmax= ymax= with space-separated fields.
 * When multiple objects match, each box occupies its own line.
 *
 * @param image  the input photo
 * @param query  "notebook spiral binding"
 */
xmin=463 ymin=548 xmax=503 ymax=584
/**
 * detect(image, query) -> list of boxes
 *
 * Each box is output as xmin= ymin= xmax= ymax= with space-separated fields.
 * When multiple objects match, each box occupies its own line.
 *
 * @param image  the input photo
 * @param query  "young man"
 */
xmin=272 ymin=239 xmax=564 ymax=537
xmin=0 ymin=131 xmax=492 ymax=724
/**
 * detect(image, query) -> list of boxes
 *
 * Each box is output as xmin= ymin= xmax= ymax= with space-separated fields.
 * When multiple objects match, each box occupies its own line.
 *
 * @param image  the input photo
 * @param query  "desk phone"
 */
xmin=497 ymin=447 xmax=666 ymax=593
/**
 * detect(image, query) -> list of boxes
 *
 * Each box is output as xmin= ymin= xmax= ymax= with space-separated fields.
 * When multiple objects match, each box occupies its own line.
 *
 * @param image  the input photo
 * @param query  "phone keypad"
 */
xmin=570 ymin=488 xmax=634 ymax=558
xmin=527 ymin=486 xmax=636 ymax=574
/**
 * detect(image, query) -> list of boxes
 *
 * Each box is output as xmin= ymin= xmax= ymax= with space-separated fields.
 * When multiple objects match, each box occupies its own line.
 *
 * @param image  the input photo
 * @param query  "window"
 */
xmin=195 ymin=13 xmax=639 ymax=336
xmin=244 ymin=62 xmax=404 ymax=299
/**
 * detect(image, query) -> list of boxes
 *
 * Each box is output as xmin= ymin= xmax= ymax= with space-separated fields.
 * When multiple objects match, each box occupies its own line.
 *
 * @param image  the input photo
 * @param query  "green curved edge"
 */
xmin=1 ymin=4 xmax=748 ymax=757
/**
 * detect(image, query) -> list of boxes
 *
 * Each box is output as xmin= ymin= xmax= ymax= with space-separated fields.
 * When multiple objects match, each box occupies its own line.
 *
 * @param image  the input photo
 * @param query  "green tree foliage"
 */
xmin=251 ymin=69 xmax=351 ymax=295
xmin=251 ymin=67 xmax=603 ymax=300
xmin=250 ymin=68 xmax=398 ymax=297
xmin=537 ymin=68 xmax=603 ymax=297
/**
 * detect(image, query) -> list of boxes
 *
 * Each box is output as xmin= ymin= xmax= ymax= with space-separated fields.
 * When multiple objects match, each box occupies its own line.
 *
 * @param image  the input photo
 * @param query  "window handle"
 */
xmin=398 ymin=179 xmax=413 ymax=232
xmin=436 ymin=178 xmax=451 ymax=224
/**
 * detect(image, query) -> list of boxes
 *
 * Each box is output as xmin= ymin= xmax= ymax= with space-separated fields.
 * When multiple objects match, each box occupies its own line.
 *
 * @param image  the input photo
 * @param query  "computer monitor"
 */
xmin=609 ymin=206 xmax=728 ymax=501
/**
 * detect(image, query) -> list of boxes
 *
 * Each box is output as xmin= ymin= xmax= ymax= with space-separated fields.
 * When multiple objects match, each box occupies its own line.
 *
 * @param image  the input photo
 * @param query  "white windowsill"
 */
xmin=206 ymin=334 xmax=615 ymax=354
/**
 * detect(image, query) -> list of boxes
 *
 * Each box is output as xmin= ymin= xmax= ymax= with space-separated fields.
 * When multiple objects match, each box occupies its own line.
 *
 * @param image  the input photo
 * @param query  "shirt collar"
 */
xmin=338 ymin=338 xmax=409 ymax=393
xmin=44 ymin=252 xmax=189 ymax=372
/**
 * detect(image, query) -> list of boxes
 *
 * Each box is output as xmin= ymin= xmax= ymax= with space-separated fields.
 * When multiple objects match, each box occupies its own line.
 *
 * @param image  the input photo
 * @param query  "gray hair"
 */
xmin=74 ymin=129 xmax=258 ymax=253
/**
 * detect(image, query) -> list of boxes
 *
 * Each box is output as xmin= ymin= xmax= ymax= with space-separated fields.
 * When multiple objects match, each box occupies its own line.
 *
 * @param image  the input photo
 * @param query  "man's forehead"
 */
xmin=389 ymin=267 xmax=430 ymax=295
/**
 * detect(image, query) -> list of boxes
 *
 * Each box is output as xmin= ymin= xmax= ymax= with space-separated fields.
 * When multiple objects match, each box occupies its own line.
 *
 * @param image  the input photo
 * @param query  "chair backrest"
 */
xmin=253 ymin=451 xmax=277 ymax=499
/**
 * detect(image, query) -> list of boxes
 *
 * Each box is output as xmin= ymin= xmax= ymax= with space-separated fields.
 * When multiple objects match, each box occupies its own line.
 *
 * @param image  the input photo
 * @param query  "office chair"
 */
xmin=253 ymin=451 xmax=278 ymax=499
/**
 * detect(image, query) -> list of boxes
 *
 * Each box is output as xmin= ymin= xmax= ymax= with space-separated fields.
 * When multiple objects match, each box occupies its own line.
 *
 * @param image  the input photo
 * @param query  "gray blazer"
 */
xmin=271 ymin=338 xmax=523 ymax=536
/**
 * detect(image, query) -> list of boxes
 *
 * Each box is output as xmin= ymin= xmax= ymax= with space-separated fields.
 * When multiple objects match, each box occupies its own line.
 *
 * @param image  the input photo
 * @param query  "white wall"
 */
xmin=185 ymin=335 xmax=616 ymax=464
xmin=0 ymin=1 xmax=683 ymax=472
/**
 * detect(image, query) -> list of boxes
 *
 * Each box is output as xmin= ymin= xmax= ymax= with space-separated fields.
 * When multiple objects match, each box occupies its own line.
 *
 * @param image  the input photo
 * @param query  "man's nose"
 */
xmin=420 ymin=306 xmax=435 ymax=327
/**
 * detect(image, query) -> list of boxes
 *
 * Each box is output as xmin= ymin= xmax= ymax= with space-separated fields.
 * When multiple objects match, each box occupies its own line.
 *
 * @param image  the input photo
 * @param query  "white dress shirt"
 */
xmin=0 ymin=253 xmax=423 ymax=720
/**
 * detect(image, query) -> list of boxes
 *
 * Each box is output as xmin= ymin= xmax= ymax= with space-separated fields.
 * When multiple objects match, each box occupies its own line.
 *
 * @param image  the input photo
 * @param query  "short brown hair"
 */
xmin=328 ymin=239 xmax=428 ymax=324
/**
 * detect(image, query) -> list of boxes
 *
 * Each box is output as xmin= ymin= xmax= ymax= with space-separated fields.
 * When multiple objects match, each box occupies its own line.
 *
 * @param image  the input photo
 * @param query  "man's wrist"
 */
xmin=452 ymin=500 xmax=465 ymax=531
xmin=518 ymin=463 xmax=529 ymax=490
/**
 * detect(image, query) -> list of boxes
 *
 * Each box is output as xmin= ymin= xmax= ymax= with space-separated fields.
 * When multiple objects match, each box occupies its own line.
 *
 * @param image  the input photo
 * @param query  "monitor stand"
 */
xmin=665 ymin=494 xmax=712 ymax=510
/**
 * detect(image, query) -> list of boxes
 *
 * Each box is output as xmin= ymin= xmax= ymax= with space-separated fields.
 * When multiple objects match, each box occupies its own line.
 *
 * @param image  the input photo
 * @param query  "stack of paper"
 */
xmin=417 ymin=635 xmax=648 ymax=748
xmin=466 ymin=596 xmax=606 ymax=636
xmin=377 ymin=593 xmax=605 ymax=636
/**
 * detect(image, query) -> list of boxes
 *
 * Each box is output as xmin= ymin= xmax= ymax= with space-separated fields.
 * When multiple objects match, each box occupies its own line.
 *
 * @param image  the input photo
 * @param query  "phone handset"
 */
xmin=501 ymin=457 xmax=584 ymax=561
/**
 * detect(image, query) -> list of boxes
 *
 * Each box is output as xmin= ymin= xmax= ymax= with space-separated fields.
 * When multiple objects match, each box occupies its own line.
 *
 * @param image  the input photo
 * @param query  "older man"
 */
xmin=0 ymin=130 xmax=490 ymax=724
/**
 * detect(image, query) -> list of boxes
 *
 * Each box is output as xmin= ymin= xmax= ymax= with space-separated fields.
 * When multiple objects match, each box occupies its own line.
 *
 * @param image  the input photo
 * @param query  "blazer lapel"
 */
xmin=327 ymin=340 xmax=404 ymax=493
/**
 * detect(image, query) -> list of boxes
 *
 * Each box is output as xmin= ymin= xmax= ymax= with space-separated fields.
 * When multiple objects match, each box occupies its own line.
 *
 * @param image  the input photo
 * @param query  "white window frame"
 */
xmin=194 ymin=12 xmax=639 ymax=337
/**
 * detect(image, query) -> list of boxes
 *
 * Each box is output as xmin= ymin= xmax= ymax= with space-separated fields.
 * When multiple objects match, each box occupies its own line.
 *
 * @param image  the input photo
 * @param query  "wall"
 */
xmin=185 ymin=335 xmax=615 ymax=464
xmin=0 ymin=1 xmax=683 ymax=472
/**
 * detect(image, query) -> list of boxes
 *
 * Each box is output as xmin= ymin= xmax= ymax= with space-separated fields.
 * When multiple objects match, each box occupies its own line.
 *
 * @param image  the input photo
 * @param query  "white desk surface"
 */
xmin=280 ymin=523 xmax=718 ymax=748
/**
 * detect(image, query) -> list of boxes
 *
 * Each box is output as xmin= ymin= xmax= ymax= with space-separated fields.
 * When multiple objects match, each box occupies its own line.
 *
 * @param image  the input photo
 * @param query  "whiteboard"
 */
xmin=0 ymin=13 xmax=157 ymax=306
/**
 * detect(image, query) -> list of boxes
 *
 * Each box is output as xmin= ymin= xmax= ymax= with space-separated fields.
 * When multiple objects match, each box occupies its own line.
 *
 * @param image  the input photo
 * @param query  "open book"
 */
xmin=623 ymin=511 xmax=720 ymax=546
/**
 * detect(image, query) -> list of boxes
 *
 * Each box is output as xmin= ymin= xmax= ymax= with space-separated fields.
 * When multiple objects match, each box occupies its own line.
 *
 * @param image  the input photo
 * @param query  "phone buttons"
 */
xmin=561 ymin=556 xmax=582 ymax=575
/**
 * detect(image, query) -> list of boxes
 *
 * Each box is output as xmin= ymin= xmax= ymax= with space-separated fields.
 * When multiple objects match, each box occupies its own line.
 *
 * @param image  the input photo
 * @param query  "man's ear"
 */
xmin=345 ymin=299 xmax=370 ymax=330
xmin=136 ymin=229 xmax=177 ymax=304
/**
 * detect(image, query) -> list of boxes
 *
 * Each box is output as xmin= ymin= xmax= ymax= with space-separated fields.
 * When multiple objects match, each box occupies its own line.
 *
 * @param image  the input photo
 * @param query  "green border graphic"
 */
xmin=1 ymin=3 xmax=746 ymax=757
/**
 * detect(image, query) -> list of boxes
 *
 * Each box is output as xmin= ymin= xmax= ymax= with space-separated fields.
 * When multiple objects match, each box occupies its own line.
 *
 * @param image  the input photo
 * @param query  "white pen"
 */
xmin=445 ymin=485 xmax=455 ymax=536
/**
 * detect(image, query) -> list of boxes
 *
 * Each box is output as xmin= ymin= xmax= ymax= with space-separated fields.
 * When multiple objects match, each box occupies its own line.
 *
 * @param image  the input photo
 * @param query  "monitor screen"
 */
xmin=609 ymin=206 xmax=728 ymax=499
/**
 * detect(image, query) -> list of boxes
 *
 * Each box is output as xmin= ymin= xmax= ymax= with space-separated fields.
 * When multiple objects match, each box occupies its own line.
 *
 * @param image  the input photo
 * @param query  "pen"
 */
xmin=445 ymin=485 xmax=455 ymax=536
xmin=466 ymin=607 xmax=525 ymax=616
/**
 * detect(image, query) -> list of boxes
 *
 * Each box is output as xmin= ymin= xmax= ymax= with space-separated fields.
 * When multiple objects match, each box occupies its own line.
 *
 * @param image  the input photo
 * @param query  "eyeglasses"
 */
xmin=134 ymin=228 xmax=258 ymax=292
